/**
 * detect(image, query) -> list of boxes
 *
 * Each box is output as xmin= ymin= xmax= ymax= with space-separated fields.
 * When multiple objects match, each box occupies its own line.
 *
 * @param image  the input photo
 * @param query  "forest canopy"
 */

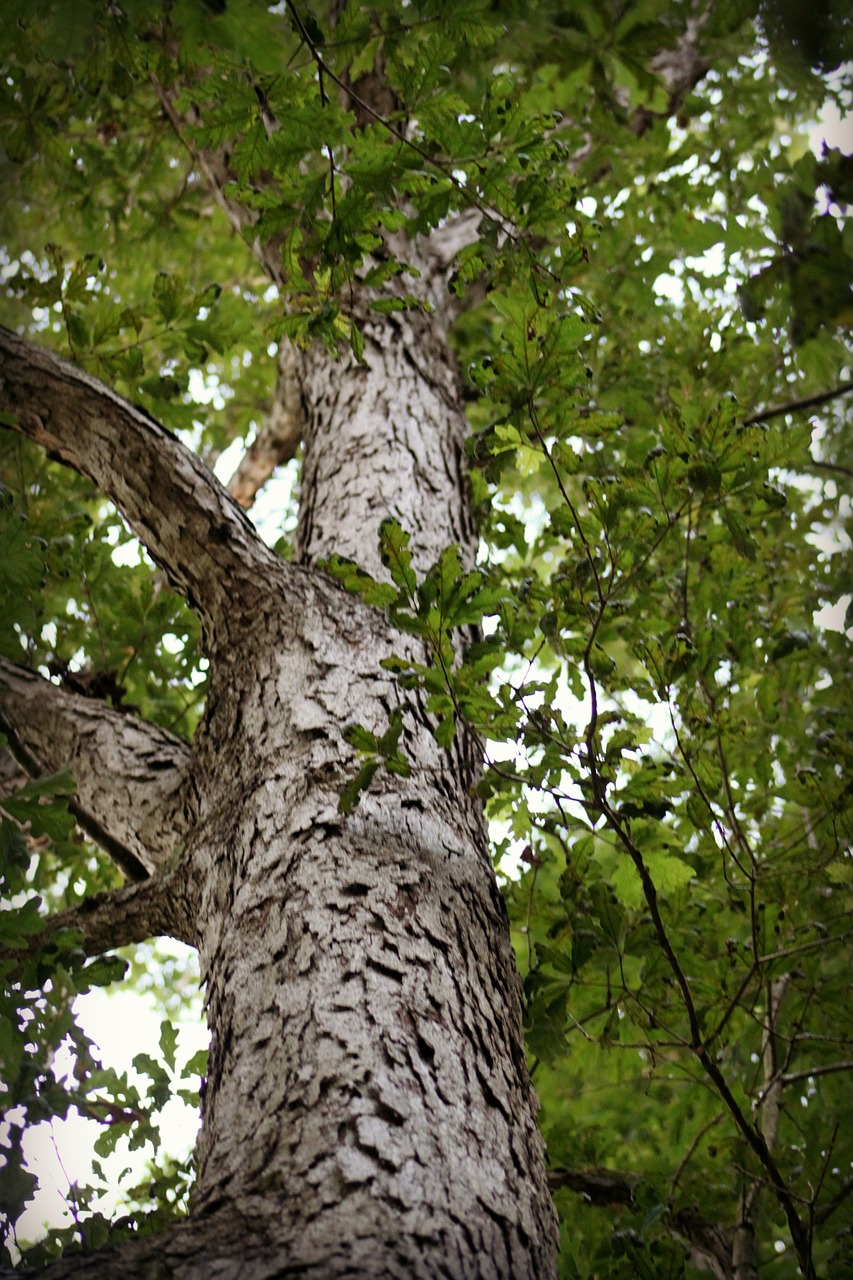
xmin=0 ymin=2 xmax=851 ymax=1278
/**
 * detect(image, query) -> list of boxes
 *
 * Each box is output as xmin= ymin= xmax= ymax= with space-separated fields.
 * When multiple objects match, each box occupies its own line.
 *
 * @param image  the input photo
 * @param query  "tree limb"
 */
xmin=814 ymin=1175 xmax=853 ymax=1228
xmin=3 ymin=869 xmax=196 ymax=975
xmin=133 ymin=81 xmax=307 ymax=511
xmin=0 ymin=656 xmax=193 ymax=877
xmin=547 ymin=1165 xmax=639 ymax=1206
xmin=226 ymin=340 xmax=302 ymax=509
xmin=743 ymin=380 xmax=853 ymax=426
xmin=0 ymin=327 xmax=283 ymax=632
xmin=736 ymin=976 xmax=790 ymax=1280
xmin=780 ymin=1059 xmax=853 ymax=1086
xmin=151 ymin=75 xmax=286 ymax=290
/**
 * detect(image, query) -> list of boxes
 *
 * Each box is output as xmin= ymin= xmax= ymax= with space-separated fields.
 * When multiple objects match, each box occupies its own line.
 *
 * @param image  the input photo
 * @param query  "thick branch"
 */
xmin=0 ymin=656 xmax=193 ymax=877
xmin=547 ymin=1165 xmax=638 ymax=1206
xmin=226 ymin=341 xmax=302 ymax=508
xmin=0 ymin=327 xmax=282 ymax=630
xmin=0 ymin=1213 xmax=343 ymax=1280
xmin=3 ymin=870 xmax=195 ymax=975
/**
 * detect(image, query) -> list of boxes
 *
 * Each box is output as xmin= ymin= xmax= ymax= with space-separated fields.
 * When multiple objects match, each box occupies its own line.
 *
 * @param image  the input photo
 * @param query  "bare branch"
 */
xmin=669 ymin=1113 xmax=725 ymax=1207
xmin=547 ymin=1165 xmax=639 ymax=1206
xmin=226 ymin=341 xmax=302 ymax=509
xmin=736 ymin=976 xmax=791 ymax=1279
xmin=781 ymin=1060 xmax=853 ymax=1086
xmin=0 ymin=326 xmax=283 ymax=632
xmin=743 ymin=380 xmax=853 ymax=427
xmin=814 ymin=1175 xmax=853 ymax=1228
xmin=0 ymin=656 xmax=193 ymax=877
xmin=811 ymin=459 xmax=853 ymax=478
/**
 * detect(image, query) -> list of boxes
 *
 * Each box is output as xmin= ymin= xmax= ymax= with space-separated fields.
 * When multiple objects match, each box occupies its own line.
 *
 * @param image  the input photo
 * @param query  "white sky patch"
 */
xmin=187 ymin=368 xmax=226 ymax=411
xmin=814 ymin=92 xmax=853 ymax=152
xmin=15 ymin=967 xmax=207 ymax=1244
xmin=213 ymin=443 xmax=299 ymax=547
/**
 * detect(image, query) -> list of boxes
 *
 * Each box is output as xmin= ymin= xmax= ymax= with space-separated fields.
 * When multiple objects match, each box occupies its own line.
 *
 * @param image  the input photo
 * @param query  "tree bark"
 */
xmin=0 ymin=327 xmax=280 ymax=642
xmin=0 ymin=656 xmax=192 ymax=877
xmin=0 ymin=260 xmax=558 ymax=1277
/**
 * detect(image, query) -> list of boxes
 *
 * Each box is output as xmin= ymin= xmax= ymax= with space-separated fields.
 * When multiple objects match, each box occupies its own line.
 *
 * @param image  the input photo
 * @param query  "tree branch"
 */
xmin=780 ymin=1059 xmax=853 ymax=1086
xmin=814 ymin=1175 xmax=853 ymax=1228
xmin=743 ymin=380 xmax=853 ymax=426
xmin=547 ymin=1165 xmax=639 ymax=1206
xmin=0 ymin=327 xmax=283 ymax=633
xmin=3 ymin=869 xmax=196 ymax=974
xmin=226 ymin=340 xmax=302 ymax=508
xmin=150 ymin=75 xmax=286 ymax=290
xmin=0 ymin=656 xmax=193 ymax=877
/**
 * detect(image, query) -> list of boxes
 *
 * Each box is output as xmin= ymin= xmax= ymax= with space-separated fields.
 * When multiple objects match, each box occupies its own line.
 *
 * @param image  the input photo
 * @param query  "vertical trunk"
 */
xmin=295 ymin=299 xmax=476 ymax=577
xmin=183 ymin=282 xmax=559 ymax=1276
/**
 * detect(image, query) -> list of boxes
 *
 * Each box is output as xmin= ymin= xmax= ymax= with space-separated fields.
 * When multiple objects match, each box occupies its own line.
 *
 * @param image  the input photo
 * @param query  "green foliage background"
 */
xmin=0 ymin=1 xmax=851 ymax=1276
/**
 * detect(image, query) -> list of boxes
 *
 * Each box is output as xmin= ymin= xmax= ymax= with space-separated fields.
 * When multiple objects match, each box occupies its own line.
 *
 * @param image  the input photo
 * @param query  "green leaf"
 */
xmin=720 ymin=507 xmax=757 ymax=560
xmin=159 ymin=1020 xmax=178 ymax=1073
xmin=338 ymin=760 xmax=379 ymax=814
xmin=610 ymin=853 xmax=693 ymax=911
xmin=379 ymin=519 xmax=417 ymax=597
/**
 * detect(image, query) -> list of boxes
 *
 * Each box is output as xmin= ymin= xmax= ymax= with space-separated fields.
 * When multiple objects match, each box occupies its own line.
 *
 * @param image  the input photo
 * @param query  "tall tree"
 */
xmin=0 ymin=3 xmax=851 ymax=1279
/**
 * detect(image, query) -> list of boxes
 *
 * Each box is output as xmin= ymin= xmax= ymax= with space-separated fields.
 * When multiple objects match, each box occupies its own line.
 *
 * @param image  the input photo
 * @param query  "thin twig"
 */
xmin=284 ymin=0 xmax=551 ymax=277
xmin=780 ymin=1060 xmax=853 ymax=1086
xmin=743 ymin=380 xmax=853 ymax=426
xmin=669 ymin=1112 xmax=725 ymax=1207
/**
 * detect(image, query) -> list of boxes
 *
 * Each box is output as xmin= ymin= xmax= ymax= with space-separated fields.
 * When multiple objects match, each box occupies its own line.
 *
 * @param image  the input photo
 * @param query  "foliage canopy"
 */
xmin=0 ymin=2 xmax=851 ymax=1277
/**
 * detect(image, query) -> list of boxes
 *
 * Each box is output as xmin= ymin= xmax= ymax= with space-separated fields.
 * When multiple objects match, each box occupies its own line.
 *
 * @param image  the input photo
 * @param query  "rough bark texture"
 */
xmin=0 ymin=327 xmax=279 ymax=641
xmin=295 ymin=303 xmax=475 ymax=580
xmin=0 ymin=262 xmax=558 ymax=1276
xmin=0 ymin=656 xmax=192 ymax=876
xmin=186 ymin=583 xmax=554 ymax=1276
xmin=2 ymin=873 xmax=195 ymax=972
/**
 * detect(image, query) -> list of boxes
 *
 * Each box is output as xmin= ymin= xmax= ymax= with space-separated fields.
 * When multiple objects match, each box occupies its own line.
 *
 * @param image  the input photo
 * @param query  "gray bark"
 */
xmin=295 ymin=302 xmax=475 ymax=580
xmin=0 ymin=328 xmax=280 ymax=643
xmin=2 ymin=873 xmax=195 ymax=971
xmin=0 ymin=656 xmax=192 ymax=876
xmin=0 ymin=271 xmax=558 ymax=1277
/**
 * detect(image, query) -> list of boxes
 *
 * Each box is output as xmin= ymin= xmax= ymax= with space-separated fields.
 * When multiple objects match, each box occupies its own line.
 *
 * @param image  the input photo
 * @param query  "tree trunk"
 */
xmin=186 ymin=290 xmax=556 ymax=1276
xmin=0 ymin=258 xmax=559 ymax=1277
